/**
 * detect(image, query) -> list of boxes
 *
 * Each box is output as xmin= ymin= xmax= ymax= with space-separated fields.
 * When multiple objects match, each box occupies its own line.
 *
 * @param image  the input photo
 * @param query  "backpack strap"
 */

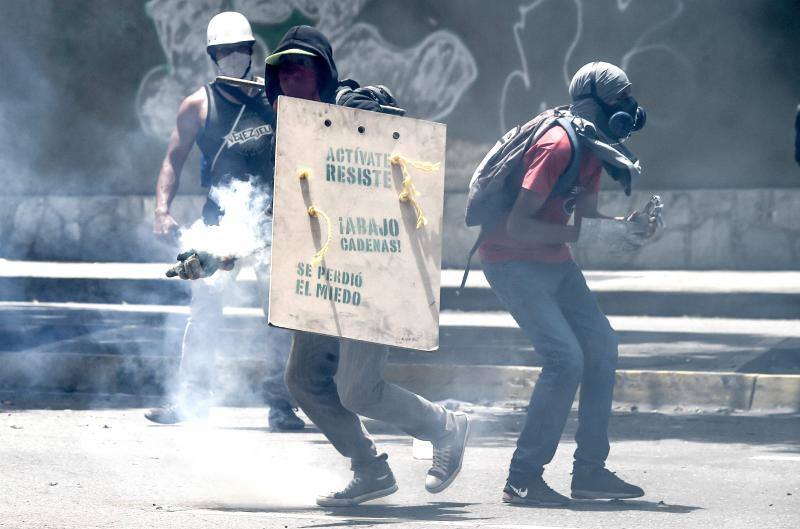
xmin=456 ymin=117 xmax=582 ymax=295
xmin=549 ymin=117 xmax=582 ymax=198
xmin=457 ymin=223 xmax=491 ymax=293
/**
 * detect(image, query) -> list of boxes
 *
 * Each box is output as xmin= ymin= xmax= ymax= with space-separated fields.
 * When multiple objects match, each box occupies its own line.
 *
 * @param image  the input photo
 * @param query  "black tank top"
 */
xmin=196 ymin=83 xmax=275 ymax=224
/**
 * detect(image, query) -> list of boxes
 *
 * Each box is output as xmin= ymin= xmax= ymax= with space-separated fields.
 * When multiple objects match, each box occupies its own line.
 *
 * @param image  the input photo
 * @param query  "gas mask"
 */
xmin=598 ymin=95 xmax=646 ymax=141
xmin=577 ymin=72 xmax=646 ymax=141
xmin=210 ymin=45 xmax=253 ymax=79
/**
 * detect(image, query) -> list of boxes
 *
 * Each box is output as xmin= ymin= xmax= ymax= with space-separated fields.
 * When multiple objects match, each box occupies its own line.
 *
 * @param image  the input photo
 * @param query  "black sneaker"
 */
xmin=502 ymin=476 xmax=570 ymax=507
xmin=144 ymin=403 xmax=208 ymax=424
xmin=571 ymin=467 xmax=644 ymax=499
xmin=425 ymin=412 xmax=470 ymax=493
xmin=316 ymin=454 xmax=398 ymax=507
xmin=267 ymin=402 xmax=305 ymax=431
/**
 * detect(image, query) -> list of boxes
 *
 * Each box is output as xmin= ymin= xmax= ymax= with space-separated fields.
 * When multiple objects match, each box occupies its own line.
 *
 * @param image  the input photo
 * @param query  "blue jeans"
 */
xmin=482 ymin=260 xmax=619 ymax=480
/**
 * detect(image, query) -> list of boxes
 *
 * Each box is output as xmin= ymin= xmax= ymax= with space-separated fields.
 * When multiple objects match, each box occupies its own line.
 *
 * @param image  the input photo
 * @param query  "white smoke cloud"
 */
xmin=178 ymin=179 xmax=272 ymax=265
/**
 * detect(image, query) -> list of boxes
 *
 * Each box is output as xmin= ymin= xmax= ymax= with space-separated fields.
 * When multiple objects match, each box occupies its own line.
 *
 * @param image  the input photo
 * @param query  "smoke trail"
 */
xmin=163 ymin=178 xmax=298 ymax=414
xmin=177 ymin=179 xmax=272 ymax=265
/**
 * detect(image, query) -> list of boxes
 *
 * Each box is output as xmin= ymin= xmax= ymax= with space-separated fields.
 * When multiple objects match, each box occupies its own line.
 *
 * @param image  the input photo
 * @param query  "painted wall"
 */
xmin=4 ymin=188 xmax=800 ymax=269
xmin=2 ymin=0 xmax=798 ymax=197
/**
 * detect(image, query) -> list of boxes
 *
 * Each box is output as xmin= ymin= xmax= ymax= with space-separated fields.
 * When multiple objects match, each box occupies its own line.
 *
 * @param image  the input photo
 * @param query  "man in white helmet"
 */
xmin=146 ymin=11 xmax=304 ymax=431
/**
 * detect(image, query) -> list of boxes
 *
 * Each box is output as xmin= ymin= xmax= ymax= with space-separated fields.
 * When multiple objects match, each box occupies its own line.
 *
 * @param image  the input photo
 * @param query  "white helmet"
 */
xmin=206 ymin=12 xmax=255 ymax=48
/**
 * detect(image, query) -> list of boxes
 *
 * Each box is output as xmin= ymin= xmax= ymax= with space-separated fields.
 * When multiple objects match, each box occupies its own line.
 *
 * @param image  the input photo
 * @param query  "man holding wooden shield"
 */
xmin=266 ymin=26 xmax=470 ymax=508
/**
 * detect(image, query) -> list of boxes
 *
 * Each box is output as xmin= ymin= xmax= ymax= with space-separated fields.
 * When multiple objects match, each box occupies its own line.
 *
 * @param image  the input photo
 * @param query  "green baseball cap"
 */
xmin=265 ymin=48 xmax=317 ymax=65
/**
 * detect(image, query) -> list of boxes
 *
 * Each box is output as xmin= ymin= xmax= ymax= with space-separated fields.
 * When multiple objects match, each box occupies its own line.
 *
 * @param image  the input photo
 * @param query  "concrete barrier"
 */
xmin=750 ymin=374 xmax=800 ymax=412
xmin=2 ymin=352 xmax=798 ymax=412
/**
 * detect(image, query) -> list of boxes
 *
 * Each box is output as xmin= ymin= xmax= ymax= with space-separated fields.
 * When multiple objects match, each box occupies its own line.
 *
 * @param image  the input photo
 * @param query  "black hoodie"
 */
xmin=264 ymin=25 xmax=383 ymax=112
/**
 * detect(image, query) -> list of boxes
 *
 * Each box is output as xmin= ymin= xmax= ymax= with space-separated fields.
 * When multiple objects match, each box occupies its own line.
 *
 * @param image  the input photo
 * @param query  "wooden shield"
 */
xmin=268 ymin=96 xmax=446 ymax=351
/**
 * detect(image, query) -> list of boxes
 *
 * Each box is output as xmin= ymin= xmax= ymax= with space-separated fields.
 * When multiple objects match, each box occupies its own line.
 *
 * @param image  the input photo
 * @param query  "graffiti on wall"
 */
xmin=499 ymin=0 xmax=694 ymax=133
xmin=136 ymin=0 xmax=478 ymax=140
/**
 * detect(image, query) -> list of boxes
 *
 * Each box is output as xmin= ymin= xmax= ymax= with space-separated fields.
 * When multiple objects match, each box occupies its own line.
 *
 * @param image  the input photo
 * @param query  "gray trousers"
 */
xmin=178 ymin=263 xmax=293 ymax=407
xmin=285 ymin=331 xmax=450 ymax=465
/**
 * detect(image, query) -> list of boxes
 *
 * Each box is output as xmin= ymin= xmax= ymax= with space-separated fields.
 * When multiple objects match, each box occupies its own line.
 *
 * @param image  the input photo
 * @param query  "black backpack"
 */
xmin=336 ymin=79 xmax=406 ymax=116
xmin=459 ymin=108 xmax=582 ymax=290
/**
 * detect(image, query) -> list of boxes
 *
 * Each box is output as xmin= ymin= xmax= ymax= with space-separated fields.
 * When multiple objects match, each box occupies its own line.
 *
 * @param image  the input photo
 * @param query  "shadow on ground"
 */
xmin=199 ymin=502 xmax=485 ymax=526
xmin=517 ymin=498 xmax=701 ymax=514
xmin=197 ymin=498 xmax=701 ymax=526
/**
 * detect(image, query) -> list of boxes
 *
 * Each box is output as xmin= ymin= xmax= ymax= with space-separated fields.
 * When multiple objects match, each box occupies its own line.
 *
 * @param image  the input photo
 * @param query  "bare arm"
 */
xmin=577 ymin=191 xmax=661 ymax=240
xmin=153 ymin=89 xmax=205 ymax=237
xmin=575 ymin=191 xmax=624 ymax=221
xmin=506 ymin=189 xmax=580 ymax=244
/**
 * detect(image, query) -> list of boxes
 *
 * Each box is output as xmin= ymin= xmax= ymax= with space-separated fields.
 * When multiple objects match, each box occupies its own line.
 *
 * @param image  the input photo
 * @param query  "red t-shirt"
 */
xmin=479 ymin=126 xmax=602 ymax=263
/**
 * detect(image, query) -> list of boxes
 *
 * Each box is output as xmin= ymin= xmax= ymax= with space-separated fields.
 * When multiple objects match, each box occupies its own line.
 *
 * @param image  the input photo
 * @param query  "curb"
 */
xmin=1 ymin=353 xmax=798 ymax=412
xmin=384 ymin=364 xmax=800 ymax=413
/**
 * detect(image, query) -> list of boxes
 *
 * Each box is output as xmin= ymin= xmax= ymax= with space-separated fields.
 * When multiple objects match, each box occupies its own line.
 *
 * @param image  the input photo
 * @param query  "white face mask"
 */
xmin=215 ymin=50 xmax=252 ymax=79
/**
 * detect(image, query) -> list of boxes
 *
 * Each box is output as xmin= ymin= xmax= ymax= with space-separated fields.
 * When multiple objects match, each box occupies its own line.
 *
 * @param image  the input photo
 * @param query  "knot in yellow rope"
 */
xmin=307 ymin=205 xmax=332 ymax=267
xmin=390 ymin=154 xmax=441 ymax=229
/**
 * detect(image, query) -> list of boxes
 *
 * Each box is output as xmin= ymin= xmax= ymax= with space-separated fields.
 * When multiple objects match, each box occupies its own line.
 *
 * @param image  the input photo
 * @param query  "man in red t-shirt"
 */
xmin=482 ymin=62 xmax=650 ymax=506
xmin=480 ymin=124 xmax=603 ymax=264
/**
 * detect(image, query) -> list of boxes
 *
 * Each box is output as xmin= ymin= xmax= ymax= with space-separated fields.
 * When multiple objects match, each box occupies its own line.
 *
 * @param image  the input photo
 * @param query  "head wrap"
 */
xmin=568 ymin=62 xmax=631 ymax=124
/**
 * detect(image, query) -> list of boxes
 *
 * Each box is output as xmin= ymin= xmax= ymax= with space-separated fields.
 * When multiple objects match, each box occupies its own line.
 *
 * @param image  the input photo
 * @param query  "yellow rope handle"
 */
xmin=390 ymin=154 xmax=441 ymax=229
xmin=307 ymin=205 xmax=332 ymax=267
xmin=297 ymin=168 xmax=331 ymax=266
xmin=298 ymin=167 xmax=312 ymax=180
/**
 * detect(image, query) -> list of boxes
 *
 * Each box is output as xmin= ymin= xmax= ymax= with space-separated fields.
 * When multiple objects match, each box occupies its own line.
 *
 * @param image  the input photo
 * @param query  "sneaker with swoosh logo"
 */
xmin=502 ymin=476 xmax=570 ymax=507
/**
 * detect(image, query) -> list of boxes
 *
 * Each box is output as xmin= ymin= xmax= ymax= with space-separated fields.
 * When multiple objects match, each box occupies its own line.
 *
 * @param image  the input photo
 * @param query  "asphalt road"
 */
xmin=1 ymin=397 xmax=798 ymax=529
